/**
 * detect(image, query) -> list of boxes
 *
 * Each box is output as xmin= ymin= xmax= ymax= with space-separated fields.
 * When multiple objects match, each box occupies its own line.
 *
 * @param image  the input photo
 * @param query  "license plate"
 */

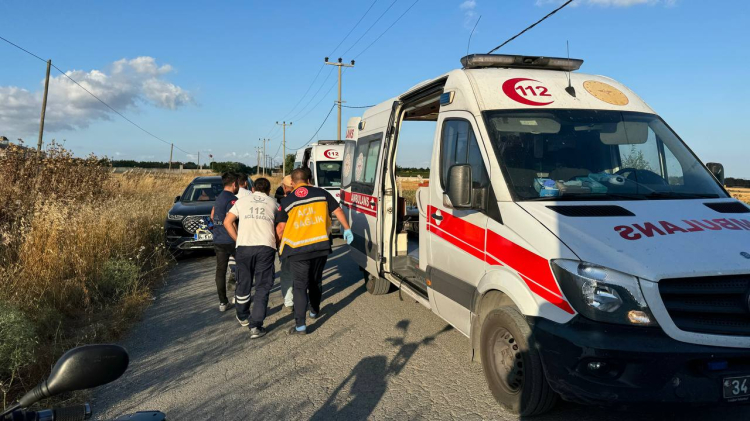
xmin=194 ymin=232 xmax=213 ymax=241
xmin=723 ymin=376 xmax=750 ymax=400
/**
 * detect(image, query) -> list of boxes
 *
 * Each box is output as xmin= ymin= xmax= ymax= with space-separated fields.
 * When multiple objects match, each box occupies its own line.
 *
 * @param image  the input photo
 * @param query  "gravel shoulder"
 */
xmin=93 ymin=240 xmax=750 ymax=420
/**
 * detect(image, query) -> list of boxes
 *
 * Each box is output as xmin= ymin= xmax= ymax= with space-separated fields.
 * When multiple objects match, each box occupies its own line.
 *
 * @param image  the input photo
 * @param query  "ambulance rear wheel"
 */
xmin=480 ymin=307 xmax=557 ymax=416
xmin=365 ymin=273 xmax=391 ymax=295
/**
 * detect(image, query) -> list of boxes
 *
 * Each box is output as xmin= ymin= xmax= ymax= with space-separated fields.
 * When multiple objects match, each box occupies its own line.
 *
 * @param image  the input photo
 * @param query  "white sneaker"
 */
xmin=236 ymin=314 xmax=250 ymax=327
xmin=219 ymin=302 xmax=230 ymax=312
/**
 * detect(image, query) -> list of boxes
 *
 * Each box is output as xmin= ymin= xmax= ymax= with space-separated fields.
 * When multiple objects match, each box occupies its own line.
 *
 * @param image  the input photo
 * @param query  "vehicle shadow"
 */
xmin=309 ymin=319 xmax=452 ymax=420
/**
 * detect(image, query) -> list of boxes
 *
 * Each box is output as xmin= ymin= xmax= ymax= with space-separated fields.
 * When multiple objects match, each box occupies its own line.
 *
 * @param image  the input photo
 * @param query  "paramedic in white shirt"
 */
xmin=224 ymin=177 xmax=277 ymax=339
xmin=236 ymin=173 xmax=252 ymax=199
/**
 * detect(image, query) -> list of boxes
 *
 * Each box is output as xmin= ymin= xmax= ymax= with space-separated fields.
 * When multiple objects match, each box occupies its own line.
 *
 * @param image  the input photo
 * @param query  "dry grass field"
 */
xmin=729 ymin=187 xmax=750 ymax=204
xmin=0 ymin=144 xmax=197 ymax=407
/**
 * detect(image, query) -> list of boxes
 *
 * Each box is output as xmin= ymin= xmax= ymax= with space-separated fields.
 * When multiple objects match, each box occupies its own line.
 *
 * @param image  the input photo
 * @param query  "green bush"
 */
xmin=97 ymin=258 xmax=140 ymax=302
xmin=0 ymin=302 xmax=38 ymax=378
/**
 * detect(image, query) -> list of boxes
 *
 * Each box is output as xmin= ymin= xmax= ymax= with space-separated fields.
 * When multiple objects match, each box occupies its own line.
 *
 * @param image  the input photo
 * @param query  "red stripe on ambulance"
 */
xmin=341 ymin=191 xmax=378 ymax=217
xmin=426 ymin=206 xmax=574 ymax=314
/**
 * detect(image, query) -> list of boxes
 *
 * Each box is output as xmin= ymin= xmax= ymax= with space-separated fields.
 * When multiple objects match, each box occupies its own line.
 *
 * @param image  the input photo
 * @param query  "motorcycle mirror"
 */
xmin=18 ymin=344 xmax=129 ymax=408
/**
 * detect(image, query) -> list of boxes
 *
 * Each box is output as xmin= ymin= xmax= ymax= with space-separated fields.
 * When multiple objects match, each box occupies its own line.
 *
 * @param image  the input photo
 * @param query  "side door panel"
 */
xmin=427 ymin=112 xmax=492 ymax=335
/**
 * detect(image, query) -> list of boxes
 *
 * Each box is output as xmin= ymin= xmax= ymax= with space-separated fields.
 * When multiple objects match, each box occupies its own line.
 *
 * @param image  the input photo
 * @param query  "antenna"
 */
xmin=466 ymin=15 xmax=482 ymax=57
xmin=487 ymin=0 xmax=575 ymax=54
xmin=565 ymin=40 xmax=576 ymax=97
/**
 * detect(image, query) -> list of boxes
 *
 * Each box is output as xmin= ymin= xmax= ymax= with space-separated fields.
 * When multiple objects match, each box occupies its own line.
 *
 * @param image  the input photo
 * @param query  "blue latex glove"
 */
xmin=343 ymin=229 xmax=354 ymax=245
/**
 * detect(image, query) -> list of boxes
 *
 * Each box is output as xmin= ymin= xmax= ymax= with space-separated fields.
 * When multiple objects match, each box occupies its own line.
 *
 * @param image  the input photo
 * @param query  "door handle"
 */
xmin=431 ymin=213 xmax=443 ymax=221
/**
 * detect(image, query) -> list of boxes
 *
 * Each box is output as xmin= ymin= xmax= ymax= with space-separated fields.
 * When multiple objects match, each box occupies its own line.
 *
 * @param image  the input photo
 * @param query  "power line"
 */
xmin=0 ymin=35 xmax=192 ymax=156
xmin=294 ymin=76 xmax=338 ymax=123
xmin=280 ymin=64 xmax=325 ymax=120
xmin=289 ymin=66 xmax=336 ymax=121
xmin=288 ymin=103 xmax=336 ymax=151
xmin=328 ymin=0 xmax=379 ymax=56
xmin=340 ymin=0 xmax=399 ymax=57
xmin=487 ymin=0 xmax=575 ymax=54
xmin=354 ymin=0 xmax=420 ymax=60
xmin=278 ymin=0 xmax=379 ymax=124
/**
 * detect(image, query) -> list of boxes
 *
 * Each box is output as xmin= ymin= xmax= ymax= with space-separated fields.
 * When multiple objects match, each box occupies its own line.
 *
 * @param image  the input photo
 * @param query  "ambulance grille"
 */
xmin=659 ymin=275 xmax=750 ymax=336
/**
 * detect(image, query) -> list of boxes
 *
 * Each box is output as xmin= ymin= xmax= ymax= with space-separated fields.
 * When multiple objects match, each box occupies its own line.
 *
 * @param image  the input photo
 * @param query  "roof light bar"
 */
xmin=460 ymin=54 xmax=583 ymax=71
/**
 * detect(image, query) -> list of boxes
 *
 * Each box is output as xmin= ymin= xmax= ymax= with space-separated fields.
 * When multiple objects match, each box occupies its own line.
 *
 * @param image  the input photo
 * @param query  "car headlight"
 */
xmin=551 ymin=260 xmax=657 ymax=326
xmin=167 ymin=213 xmax=184 ymax=221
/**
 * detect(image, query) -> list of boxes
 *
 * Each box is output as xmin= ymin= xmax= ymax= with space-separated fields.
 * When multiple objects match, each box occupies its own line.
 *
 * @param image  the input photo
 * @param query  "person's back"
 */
xmin=224 ymin=177 xmax=277 ymax=338
xmin=278 ymin=183 xmax=337 ymax=260
xmin=275 ymin=168 xmax=353 ymax=335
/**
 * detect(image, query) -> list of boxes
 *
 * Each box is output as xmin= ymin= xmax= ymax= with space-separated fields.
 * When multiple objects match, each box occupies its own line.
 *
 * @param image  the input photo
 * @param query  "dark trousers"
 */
xmin=290 ymin=256 xmax=328 ymax=327
xmin=235 ymin=245 xmax=276 ymax=328
xmin=214 ymin=243 xmax=235 ymax=305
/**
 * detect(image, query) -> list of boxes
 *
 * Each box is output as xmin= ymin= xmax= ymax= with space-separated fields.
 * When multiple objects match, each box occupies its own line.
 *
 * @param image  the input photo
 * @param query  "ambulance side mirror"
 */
xmin=706 ymin=162 xmax=725 ymax=185
xmin=447 ymin=164 xmax=473 ymax=209
xmin=174 ymin=196 xmax=180 ymax=203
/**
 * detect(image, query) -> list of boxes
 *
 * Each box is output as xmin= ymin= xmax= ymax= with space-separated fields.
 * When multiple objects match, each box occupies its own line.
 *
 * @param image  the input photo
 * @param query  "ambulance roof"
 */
xmin=357 ymin=63 xmax=656 ymax=130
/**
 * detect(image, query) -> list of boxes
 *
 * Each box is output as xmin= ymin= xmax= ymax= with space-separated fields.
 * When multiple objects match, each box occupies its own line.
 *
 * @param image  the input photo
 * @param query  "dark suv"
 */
xmin=164 ymin=176 xmax=224 ymax=251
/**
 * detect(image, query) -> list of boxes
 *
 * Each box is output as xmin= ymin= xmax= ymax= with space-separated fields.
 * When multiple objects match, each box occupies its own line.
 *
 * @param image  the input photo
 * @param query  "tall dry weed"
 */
xmin=0 ymin=142 xmax=199 ymax=407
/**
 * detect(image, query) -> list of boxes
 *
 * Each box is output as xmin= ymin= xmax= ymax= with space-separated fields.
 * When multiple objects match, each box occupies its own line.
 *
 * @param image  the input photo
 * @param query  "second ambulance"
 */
xmin=340 ymin=54 xmax=750 ymax=415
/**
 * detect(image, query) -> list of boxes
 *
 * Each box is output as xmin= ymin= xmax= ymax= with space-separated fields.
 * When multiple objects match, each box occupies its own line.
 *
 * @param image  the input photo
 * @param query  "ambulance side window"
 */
xmin=352 ymin=132 xmax=383 ymax=195
xmin=440 ymin=119 xmax=489 ymax=191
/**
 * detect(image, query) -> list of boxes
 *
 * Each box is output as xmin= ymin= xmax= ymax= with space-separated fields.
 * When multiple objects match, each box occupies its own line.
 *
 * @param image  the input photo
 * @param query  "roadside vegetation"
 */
xmin=0 ymin=143 xmax=196 ymax=408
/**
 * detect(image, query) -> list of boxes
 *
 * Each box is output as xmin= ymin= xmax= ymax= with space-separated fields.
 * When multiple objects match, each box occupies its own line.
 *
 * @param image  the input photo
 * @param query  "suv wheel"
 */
xmin=480 ymin=306 xmax=557 ymax=416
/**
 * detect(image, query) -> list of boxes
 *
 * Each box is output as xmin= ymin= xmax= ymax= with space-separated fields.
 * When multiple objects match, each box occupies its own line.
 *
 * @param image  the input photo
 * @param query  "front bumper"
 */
xmin=165 ymin=221 xmax=214 ymax=250
xmin=532 ymin=316 xmax=750 ymax=406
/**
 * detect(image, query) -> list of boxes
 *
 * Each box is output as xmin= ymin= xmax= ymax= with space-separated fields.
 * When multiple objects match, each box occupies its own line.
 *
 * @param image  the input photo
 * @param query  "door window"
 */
xmin=440 ymin=119 xmax=489 ymax=191
xmin=352 ymin=132 xmax=383 ymax=194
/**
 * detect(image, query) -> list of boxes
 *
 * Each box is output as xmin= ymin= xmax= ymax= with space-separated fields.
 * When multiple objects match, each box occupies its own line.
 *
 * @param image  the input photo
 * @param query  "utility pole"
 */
xmin=169 ymin=143 xmax=174 ymax=170
xmin=37 ymin=59 xmax=52 ymax=155
xmin=197 ymin=152 xmax=200 ymax=170
xmin=325 ymin=57 xmax=355 ymax=140
xmin=259 ymin=138 xmax=270 ymax=176
xmin=255 ymin=147 xmax=261 ymax=175
xmin=276 ymin=121 xmax=292 ymax=175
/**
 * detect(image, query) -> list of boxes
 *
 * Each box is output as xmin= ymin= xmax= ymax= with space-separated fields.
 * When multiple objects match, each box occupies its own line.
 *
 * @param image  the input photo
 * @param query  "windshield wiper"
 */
xmin=524 ymin=193 xmax=645 ymax=202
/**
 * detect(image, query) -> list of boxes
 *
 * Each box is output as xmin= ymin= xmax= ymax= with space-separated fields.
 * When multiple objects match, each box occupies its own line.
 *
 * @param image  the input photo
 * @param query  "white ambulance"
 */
xmin=294 ymin=140 xmax=346 ymax=234
xmin=340 ymin=54 xmax=750 ymax=415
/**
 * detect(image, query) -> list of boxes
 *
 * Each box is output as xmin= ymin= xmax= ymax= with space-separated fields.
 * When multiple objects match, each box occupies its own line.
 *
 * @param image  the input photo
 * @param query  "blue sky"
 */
xmin=1 ymin=0 xmax=748 ymax=177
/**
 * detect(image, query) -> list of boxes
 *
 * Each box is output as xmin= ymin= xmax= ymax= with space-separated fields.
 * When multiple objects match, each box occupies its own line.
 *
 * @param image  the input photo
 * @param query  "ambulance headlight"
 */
xmin=551 ymin=260 xmax=657 ymax=326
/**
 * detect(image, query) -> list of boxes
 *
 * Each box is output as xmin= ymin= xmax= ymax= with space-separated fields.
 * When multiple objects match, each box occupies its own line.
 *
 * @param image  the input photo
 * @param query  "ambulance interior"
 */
xmin=387 ymin=90 xmax=441 ymax=290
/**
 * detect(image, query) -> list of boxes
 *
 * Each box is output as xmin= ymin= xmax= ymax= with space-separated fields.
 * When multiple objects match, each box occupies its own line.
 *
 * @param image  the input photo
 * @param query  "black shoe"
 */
xmin=249 ymin=326 xmax=267 ymax=339
xmin=287 ymin=326 xmax=307 ymax=335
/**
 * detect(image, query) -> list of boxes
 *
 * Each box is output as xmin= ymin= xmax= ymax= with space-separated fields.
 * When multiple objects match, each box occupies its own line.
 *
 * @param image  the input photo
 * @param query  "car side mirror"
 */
xmin=706 ymin=162 xmax=725 ymax=185
xmin=18 ymin=344 xmax=129 ymax=407
xmin=447 ymin=164 xmax=472 ymax=209
xmin=174 ymin=195 xmax=180 ymax=203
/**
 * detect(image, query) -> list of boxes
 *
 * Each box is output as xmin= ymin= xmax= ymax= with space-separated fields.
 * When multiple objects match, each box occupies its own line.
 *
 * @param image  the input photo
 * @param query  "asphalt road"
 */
xmin=93 ymin=239 xmax=750 ymax=420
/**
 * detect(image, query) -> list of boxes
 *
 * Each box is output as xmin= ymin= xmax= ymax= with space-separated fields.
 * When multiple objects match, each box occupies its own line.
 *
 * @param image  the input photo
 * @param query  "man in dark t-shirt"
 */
xmin=211 ymin=171 xmax=239 ymax=312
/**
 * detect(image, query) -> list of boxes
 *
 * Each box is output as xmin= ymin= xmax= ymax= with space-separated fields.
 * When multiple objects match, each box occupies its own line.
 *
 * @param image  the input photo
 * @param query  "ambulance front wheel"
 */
xmin=480 ymin=307 xmax=557 ymax=416
xmin=364 ymin=272 xmax=391 ymax=295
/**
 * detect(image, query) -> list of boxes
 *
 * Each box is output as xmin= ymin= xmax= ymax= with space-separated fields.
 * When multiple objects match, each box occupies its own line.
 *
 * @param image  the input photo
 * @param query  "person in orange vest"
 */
xmin=275 ymin=168 xmax=353 ymax=335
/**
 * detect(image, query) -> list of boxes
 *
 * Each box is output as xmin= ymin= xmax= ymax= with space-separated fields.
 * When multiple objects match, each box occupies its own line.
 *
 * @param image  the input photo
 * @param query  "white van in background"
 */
xmin=340 ymin=53 xmax=750 ymax=415
xmin=294 ymin=140 xmax=346 ymax=234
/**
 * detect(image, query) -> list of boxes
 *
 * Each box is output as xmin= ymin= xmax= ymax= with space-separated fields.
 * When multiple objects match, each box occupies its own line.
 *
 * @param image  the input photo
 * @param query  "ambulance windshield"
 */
xmin=484 ymin=110 xmax=727 ymax=201
xmin=316 ymin=161 xmax=342 ymax=188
